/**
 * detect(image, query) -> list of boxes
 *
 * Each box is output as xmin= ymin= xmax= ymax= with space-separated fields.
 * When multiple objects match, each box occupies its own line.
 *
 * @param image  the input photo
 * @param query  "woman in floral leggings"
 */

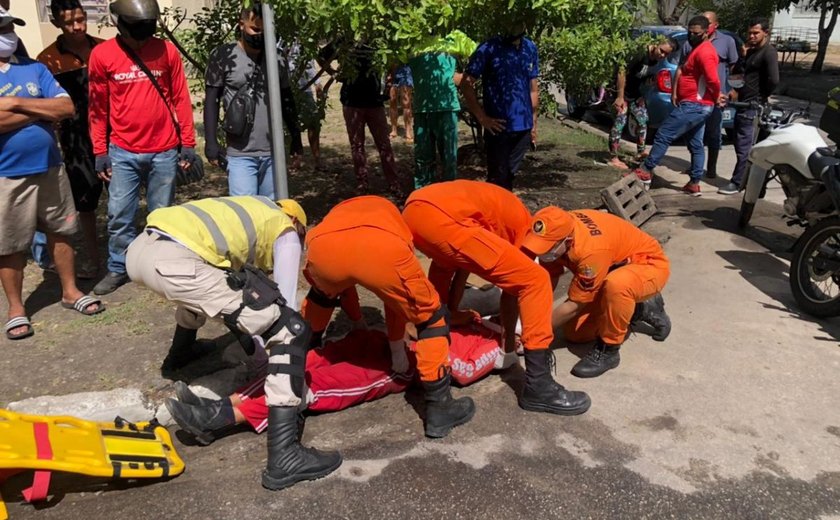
xmin=607 ymin=38 xmax=678 ymax=169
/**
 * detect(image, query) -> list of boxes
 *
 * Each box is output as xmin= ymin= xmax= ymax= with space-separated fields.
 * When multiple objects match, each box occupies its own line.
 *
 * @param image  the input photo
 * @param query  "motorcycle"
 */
xmin=735 ymin=100 xmax=840 ymax=317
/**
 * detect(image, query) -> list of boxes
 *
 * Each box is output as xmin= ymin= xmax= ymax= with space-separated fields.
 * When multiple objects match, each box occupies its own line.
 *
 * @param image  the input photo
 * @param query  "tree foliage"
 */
xmin=690 ymin=0 xmax=779 ymax=36
xmin=163 ymin=0 xmax=645 ymax=107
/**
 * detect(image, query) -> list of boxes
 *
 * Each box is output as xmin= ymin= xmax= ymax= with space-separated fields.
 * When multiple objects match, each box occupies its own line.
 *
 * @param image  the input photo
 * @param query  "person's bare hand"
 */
xmin=450 ymin=309 xmax=480 ymax=327
xmin=613 ymin=96 xmax=626 ymax=111
xmin=479 ymin=115 xmax=506 ymax=135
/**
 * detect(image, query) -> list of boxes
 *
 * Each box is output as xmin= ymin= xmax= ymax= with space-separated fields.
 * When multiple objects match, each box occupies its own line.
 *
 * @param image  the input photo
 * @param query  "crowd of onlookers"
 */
xmin=0 ymin=0 xmax=781 ymax=342
xmin=613 ymin=11 xmax=779 ymax=198
xmin=1 ymin=0 xmax=543 ymax=341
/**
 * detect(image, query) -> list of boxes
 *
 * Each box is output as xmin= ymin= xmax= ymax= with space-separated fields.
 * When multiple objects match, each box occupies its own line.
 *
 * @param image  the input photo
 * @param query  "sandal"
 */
xmin=61 ymin=295 xmax=106 ymax=316
xmin=5 ymin=316 xmax=34 ymax=340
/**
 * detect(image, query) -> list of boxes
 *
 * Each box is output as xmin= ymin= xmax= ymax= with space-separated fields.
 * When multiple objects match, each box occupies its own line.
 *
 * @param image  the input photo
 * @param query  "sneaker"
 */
xmin=624 ymin=168 xmax=652 ymax=185
xmin=717 ymin=182 xmax=740 ymax=195
xmin=93 ymin=271 xmax=129 ymax=295
xmin=682 ymin=181 xmax=701 ymax=196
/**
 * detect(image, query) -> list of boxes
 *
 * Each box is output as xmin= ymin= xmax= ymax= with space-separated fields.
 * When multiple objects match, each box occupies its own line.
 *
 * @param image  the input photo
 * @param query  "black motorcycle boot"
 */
xmin=161 ymin=325 xmax=217 ymax=376
xmin=571 ymin=340 xmax=621 ymax=378
xmin=421 ymin=371 xmax=476 ymax=439
xmin=173 ymin=380 xmax=217 ymax=407
xmin=165 ymin=397 xmax=236 ymax=446
xmin=262 ymin=406 xmax=342 ymax=491
xmin=631 ymin=293 xmax=672 ymax=341
xmin=706 ymin=148 xmax=720 ymax=179
xmin=519 ymin=349 xmax=591 ymax=415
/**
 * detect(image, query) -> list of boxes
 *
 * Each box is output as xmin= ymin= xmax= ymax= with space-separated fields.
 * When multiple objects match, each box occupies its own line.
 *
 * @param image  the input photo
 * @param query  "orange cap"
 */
xmin=520 ymin=207 xmax=575 ymax=255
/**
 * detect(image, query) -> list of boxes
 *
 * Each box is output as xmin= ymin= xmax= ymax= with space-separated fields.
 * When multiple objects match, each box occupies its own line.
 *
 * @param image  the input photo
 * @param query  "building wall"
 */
xmin=774 ymin=6 xmax=840 ymax=44
xmin=14 ymin=0 xmax=213 ymax=57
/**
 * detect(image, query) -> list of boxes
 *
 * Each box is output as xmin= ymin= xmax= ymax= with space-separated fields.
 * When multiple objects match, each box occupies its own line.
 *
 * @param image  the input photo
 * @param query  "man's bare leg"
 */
xmin=0 ymin=252 xmax=28 ymax=335
xmin=47 ymin=232 xmax=96 ymax=312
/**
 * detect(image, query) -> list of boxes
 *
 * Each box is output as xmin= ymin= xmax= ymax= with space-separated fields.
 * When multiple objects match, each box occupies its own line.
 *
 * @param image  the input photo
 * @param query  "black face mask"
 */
xmin=119 ymin=19 xmax=156 ymax=41
xmin=688 ymin=33 xmax=705 ymax=47
xmin=504 ymin=31 xmax=527 ymax=44
xmin=243 ymin=32 xmax=264 ymax=50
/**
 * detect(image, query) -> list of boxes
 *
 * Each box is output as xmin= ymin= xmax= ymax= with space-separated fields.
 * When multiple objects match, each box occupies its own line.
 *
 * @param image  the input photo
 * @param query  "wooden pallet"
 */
xmin=600 ymin=175 xmax=657 ymax=227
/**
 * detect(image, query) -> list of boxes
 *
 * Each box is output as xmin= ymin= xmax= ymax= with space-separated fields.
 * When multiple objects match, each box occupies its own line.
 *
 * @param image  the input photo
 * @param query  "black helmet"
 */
xmin=109 ymin=0 xmax=160 ymax=22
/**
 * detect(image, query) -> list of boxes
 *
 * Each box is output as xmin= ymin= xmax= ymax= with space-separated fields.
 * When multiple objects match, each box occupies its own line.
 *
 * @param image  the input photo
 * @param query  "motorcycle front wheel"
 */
xmin=790 ymin=216 xmax=840 ymax=318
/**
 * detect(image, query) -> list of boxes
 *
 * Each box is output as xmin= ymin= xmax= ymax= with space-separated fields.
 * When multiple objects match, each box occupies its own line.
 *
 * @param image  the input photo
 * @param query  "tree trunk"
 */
xmin=811 ymin=0 xmax=839 ymax=74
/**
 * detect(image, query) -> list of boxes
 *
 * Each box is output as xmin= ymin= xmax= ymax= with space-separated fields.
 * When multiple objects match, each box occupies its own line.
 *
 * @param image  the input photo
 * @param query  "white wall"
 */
xmin=774 ymin=6 xmax=840 ymax=44
xmin=13 ymin=0 xmax=211 ymax=57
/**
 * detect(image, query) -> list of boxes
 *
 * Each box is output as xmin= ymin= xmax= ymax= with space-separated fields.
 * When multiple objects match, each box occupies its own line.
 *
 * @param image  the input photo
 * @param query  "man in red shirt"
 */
xmin=629 ymin=15 xmax=725 ymax=196
xmin=88 ymin=0 xmax=196 ymax=295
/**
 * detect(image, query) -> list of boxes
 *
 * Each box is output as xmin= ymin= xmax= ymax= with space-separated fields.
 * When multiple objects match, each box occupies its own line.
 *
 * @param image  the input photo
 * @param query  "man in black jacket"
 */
xmin=718 ymin=17 xmax=779 ymax=195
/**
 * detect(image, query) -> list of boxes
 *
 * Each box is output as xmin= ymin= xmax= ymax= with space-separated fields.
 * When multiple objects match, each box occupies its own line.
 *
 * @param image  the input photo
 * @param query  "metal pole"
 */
xmin=261 ymin=2 xmax=289 ymax=199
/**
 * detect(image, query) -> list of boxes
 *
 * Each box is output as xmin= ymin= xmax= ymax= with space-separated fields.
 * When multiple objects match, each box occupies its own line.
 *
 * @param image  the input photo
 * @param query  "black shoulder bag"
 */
xmin=222 ymin=54 xmax=261 ymax=138
xmin=116 ymin=37 xmax=205 ymax=186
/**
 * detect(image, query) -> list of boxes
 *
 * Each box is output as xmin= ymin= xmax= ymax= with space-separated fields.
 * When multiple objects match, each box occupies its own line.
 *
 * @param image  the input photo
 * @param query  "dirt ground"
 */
xmin=0 ymin=101 xmax=619 ymax=407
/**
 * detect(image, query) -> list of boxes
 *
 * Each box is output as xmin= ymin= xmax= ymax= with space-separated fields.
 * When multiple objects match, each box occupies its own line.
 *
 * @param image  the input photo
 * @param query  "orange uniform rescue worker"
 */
xmin=402 ymin=180 xmax=591 ymax=416
xmin=302 ymin=196 xmax=475 ymax=438
xmin=521 ymin=207 xmax=672 ymax=378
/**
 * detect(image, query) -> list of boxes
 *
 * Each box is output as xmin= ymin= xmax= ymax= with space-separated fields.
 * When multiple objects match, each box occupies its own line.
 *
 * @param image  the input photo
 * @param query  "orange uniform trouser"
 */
xmin=301 ymin=286 xmax=363 ymax=333
xmin=403 ymin=202 xmax=554 ymax=351
xmin=564 ymin=256 xmax=670 ymax=345
xmin=303 ymin=227 xmax=449 ymax=382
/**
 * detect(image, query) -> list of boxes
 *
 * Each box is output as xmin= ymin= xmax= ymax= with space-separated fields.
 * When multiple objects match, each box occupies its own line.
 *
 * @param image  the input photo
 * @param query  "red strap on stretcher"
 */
xmin=21 ymin=422 xmax=53 ymax=503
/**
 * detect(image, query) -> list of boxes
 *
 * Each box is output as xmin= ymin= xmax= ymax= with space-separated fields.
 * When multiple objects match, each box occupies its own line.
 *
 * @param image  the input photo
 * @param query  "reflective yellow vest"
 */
xmin=146 ymin=196 xmax=295 ymax=271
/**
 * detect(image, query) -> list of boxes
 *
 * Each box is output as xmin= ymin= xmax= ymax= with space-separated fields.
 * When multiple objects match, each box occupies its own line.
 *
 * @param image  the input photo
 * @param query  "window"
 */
xmin=38 ymin=0 xmax=110 ymax=23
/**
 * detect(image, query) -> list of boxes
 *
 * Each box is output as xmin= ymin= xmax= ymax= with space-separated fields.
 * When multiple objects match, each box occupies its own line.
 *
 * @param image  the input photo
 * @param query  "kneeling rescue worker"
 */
xmin=402 ymin=180 xmax=591 ymax=416
xmin=125 ymin=195 xmax=342 ymax=490
xmin=302 ymin=196 xmax=475 ymax=438
xmin=521 ymin=207 xmax=672 ymax=378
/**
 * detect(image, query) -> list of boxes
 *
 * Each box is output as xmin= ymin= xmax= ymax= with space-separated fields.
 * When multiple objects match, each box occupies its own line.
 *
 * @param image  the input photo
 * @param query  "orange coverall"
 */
xmin=402 ymin=180 xmax=555 ymax=351
xmin=544 ymin=210 xmax=670 ymax=345
xmin=302 ymin=196 xmax=449 ymax=382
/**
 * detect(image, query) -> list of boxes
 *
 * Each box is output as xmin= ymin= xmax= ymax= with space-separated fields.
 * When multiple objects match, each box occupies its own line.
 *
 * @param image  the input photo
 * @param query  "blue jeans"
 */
xmin=643 ymin=102 xmax=713 ymax=182
xmin=704 ymin=106 xmax=723 ymax=151
xmin=226 ymin=155 xmax=275 ymax=199
xmin=106 ymin=144 xmax=177 ymax=274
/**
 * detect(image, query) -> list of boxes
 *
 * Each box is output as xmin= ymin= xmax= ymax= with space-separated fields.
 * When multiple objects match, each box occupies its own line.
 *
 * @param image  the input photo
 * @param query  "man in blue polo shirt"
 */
xmin=0 ymin=7 xmax=105 ymax=341
xmin=462 ymin=21 xmax=539 ymax=190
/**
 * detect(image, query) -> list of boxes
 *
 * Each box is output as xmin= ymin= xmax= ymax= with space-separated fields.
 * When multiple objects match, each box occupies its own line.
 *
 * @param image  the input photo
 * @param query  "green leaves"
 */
xmin=163 ymin=0 xmax=644 ymax=111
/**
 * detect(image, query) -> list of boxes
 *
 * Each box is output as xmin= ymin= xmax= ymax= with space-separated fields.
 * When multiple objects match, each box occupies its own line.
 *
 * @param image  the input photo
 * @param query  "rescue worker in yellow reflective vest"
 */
xmin=125 ymin=195 xmax=341 ymax=491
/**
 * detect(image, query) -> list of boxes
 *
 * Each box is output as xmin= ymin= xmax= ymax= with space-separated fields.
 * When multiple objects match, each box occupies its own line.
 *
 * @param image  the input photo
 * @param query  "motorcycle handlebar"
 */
xmin=728 ymin=100 xmax=762 ymax=110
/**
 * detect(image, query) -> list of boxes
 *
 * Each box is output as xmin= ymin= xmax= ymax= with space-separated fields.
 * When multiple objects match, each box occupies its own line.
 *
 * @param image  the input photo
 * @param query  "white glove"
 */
xmin=494 ymin=350 xmax=519 ymax=370
xmin=389 ymin=340 xmax=410 ymax=374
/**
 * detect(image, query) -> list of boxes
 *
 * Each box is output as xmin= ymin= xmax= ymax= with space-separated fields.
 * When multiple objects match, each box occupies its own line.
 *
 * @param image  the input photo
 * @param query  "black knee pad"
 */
xmin=416 ymin=306 xmax=451 ymax=342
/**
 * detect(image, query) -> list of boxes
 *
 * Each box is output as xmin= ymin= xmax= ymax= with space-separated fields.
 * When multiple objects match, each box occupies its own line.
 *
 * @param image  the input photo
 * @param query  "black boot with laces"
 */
xmin=519 ymin=349 xmax=591 ymax=415
xmin=571 ymin=340 xmax=620 ymax=378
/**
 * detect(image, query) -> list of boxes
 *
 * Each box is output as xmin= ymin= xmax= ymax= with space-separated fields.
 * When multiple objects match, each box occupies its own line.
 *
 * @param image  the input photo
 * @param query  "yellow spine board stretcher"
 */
xmin=0 ymin=409 xmax=185 ymax=520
